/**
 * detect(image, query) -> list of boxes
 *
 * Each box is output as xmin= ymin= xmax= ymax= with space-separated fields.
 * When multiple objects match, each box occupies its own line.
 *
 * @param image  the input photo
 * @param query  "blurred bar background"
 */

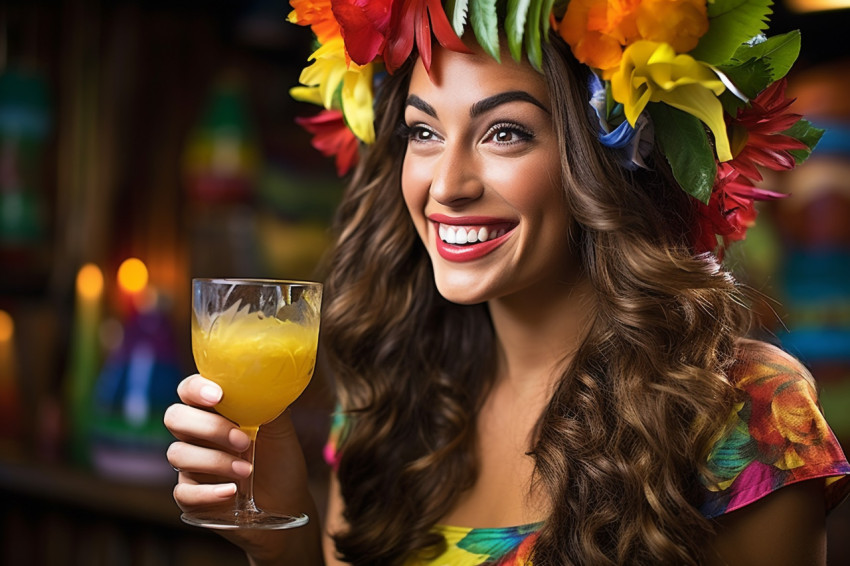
xmin=0 ymin=0 xmax=847 ymax=564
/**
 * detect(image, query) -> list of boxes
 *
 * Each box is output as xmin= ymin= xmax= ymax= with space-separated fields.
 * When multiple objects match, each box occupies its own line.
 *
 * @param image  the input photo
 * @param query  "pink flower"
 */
xmin=295 ymin=109 xmax=360 ymax=176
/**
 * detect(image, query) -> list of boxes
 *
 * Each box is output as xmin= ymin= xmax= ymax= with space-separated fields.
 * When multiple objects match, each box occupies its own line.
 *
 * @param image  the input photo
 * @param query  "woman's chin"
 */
xmin=432 ymin=274 xmax=497 ymax=306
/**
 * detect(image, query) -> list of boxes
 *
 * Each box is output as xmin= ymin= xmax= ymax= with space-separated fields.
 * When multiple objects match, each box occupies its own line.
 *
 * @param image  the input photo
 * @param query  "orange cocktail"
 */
xmin=192 ymin=312 xmax=318 ymax=433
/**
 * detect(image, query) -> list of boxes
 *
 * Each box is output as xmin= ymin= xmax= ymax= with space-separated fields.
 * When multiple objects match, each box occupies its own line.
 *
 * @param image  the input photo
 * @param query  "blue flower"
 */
xmin=588 ymin=73 xmax=654 ymax=170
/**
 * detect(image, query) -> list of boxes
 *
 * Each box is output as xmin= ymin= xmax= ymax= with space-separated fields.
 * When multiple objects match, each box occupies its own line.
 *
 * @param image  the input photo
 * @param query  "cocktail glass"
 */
xmin=181 ymin=278 xmax=322 ymax=529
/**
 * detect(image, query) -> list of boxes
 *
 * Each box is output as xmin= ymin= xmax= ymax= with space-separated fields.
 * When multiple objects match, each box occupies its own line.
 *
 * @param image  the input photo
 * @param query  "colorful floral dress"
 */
xmin=325 ymin=344 xmax=850 ymax=565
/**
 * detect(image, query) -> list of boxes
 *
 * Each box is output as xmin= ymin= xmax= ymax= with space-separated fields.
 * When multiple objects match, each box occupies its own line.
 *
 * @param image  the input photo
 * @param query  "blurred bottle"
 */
xmin=0 ymin=67 xmax=49 ymax=244
xmin=0 ymin=67 xmax=52 ymax=291
xmin=183 ymin=73 xmax=259 ymax=204
xmin=183 ymin=71 xmax=264 ymax=277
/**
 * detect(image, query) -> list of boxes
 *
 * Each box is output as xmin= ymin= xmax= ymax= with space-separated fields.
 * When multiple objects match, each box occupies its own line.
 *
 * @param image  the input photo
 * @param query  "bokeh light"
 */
xmin=117 ymin=258 xmax=149 ymax=293
xmin=76 ymin=264 xmax=104 ymax=300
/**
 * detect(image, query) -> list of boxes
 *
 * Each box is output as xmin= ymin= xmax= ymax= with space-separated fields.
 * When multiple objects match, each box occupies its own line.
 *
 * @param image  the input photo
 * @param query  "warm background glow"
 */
xmin=0 ymin=310 xmax=14 ymax=343
xmin=75 ymin=264 xmax=104 ymax=300
xmin=786 ymin=0 xmax=850 ymax=12
xmin=117 ymin=258 xmax=149 ymax=293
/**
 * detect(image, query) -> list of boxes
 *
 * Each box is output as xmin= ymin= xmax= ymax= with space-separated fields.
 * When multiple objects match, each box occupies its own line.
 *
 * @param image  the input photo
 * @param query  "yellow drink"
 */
xmin=192 ymin=310 xmax=319 ymax=431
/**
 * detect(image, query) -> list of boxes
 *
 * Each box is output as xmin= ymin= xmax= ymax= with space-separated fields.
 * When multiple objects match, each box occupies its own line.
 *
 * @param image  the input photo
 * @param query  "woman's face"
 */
xmin=401 ymin=45 xmax=577 ymax=305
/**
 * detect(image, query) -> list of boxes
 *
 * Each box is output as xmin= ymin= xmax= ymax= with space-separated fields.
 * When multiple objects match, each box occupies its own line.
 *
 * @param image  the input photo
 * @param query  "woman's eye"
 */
xmin=485 ymin=124 xmax=533 ymax=145
xmin=406 ymin=124 xmax=437 ymax=143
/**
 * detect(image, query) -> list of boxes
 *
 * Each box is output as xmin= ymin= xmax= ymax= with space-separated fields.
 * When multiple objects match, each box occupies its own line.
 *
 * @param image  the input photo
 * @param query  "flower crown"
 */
xmin=288 ymin=0 xmax=822 ymax=256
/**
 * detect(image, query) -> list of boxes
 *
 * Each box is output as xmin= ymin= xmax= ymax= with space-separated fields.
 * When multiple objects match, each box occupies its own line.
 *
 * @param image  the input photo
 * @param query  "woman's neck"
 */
xmin=487 ymin=275 xmax=595 ymax=395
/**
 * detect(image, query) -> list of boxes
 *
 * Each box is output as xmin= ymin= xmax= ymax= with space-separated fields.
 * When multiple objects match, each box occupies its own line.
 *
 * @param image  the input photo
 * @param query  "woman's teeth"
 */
xmin=439 ymin=224 xmax=507 ymax=245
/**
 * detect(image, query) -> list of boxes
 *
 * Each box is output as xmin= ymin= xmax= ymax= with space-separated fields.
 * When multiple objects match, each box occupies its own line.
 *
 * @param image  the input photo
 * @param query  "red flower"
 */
xmin=725 ymin=78 xmax=808 ymax=184
xmin=383 ymin=0 xmax=470 ymax=73
xmin=695 ymin=79 xmax=804 ymax=257
xmin=694 ymin=164 xmax=785 ymax=257
xmin=332 ymin=0 xmax=393 ymax=65
xmin=295 ymin=109 xmax=360 ymax=176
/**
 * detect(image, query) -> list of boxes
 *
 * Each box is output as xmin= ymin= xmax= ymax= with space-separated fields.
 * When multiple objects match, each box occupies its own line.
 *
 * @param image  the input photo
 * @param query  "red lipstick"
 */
xmin=428 ymin=215 xmax=515 ymax=263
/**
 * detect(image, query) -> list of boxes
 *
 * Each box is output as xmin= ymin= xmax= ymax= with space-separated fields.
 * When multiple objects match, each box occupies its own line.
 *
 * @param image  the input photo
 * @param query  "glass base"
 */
xmin=181 ymin=509 xmax=309 ymax=530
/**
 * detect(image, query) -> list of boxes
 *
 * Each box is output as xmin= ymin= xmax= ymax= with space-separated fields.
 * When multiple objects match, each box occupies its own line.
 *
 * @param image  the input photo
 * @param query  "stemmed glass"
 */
xmin=182 ymin=278 xmax=322 ymax=530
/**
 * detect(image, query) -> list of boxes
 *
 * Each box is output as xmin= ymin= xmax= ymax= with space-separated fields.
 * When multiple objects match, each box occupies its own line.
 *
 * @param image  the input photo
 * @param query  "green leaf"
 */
xmin=606 ymin=84 xmax=619 ymax=120
xmin=648 ymin=103 xmax=717 ymax=204
xmin=718 ymin=90 xmax=744 ymax=117
xmin=784 ymin=119 xmax=825 ymax=164
xmin=506 ymin=0 xmax=532 ymax=62
xmin=716 ymin=57 xmax=772 ymax=99
xmin=690 ymin=0 xmax=773 ymax=65
xmin=524 ymin=0 xmax=544 ymax=70
xmin=731 ymin=31 xmax=801 ymax=83
xmin=445 ymin=0 xmax=470 ymax=37
xmin=538 ymin=0 xmax=556 ymax=40
xmin=470 ymin=0 xmax=500 ymax=61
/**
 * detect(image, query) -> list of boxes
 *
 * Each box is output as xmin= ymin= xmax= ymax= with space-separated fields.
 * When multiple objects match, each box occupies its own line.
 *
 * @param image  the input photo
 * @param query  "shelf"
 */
xmin=0 ymin=454 xmax=182 ymax=528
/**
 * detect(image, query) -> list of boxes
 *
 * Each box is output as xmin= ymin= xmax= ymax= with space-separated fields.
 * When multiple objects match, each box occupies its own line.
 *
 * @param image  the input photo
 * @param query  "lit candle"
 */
xmin=66 ymin=263 xmax=104 ymax=465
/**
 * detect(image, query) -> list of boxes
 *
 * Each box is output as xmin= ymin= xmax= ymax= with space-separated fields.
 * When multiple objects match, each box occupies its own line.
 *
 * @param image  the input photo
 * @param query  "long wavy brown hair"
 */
xmin=320 ymin=34 xmax=749 ymax=565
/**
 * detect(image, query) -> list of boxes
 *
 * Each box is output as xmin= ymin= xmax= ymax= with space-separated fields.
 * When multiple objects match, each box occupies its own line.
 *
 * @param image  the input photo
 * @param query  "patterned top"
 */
xmin=325 ymin=343 xmax=850 ymax=565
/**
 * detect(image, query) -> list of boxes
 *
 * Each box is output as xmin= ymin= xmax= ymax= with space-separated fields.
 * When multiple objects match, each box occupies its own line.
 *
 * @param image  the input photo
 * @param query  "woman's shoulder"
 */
xmin=728 ymin=338 xmax=813 ymax=388
xmin=698 ymin=338 xmax=850 ymax=519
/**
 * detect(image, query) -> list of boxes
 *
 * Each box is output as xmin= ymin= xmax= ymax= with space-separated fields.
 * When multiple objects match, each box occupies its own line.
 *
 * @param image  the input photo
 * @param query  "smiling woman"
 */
xmin=400 ymin=44 xmax=574 ymax=306
xmin=163 ymin=0 xmax=850 ymax=565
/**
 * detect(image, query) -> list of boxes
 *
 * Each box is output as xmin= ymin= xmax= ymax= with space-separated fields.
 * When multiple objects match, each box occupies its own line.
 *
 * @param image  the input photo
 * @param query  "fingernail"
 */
xmin=214 ymin=483 xmax=237 ymax=497
xmin=232 ymin=460 xmax=252 ymax=477
xmin=200 ymin=384 xmax=221 ymax=403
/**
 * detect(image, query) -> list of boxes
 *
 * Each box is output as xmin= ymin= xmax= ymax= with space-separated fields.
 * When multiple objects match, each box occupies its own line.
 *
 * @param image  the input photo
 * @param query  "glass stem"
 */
xmin=236 ymin=425 xmax=260 ymax=517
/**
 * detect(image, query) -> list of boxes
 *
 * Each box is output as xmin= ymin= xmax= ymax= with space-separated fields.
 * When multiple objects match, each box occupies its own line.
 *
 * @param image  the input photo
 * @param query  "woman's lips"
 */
xmin=428 ymin=214 xmax=516 ymax=262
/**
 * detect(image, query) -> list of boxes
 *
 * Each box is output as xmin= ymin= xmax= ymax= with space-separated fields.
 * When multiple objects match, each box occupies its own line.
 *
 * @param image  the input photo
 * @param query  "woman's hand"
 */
xmin=164 ymin=374 xmax=324 ymax=565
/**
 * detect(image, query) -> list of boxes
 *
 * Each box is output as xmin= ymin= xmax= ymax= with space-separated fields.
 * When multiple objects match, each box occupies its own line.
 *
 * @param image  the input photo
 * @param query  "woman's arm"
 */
xmin=706 ymin=479 xmax=827 ymax=566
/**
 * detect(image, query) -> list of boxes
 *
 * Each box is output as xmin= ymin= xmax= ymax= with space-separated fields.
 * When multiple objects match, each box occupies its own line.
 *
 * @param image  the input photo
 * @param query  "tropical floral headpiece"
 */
xmin=288 ymin=0 xmax=822 ymax=256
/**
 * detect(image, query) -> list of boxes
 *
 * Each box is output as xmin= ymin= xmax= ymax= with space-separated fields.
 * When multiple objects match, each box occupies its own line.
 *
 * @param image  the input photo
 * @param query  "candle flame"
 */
xmin=76 ymin=264 xmax=104 ymax=301
xmin=0 ymin=310 xmax=13 ymax=342
xmin=118 ymin=258 xmax=149 ymax=293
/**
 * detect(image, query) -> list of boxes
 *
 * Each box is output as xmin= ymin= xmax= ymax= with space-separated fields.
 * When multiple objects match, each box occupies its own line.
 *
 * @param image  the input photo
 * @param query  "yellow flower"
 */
xmin=611 ymin=40 xmax=732 ymax=161
xmin=290 ymin=37 xmax=376 ymax=144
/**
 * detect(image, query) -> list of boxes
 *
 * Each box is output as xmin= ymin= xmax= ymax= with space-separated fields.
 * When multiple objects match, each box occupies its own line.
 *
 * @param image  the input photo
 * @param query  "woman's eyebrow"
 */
xmin=470 ymin=91 xmax=550 ymax=117
xmin=406 ymin=91 xmax=550 ymax=120
xmin=405 ymin=95 xmax=438 ymax=118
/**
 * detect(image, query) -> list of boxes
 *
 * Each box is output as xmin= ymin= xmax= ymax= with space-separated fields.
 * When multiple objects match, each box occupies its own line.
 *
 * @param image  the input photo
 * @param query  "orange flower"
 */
xmin=635 ymin=0 xmax=707 ymax=54
xmin=289 ymin=0 xmax=343 ymax=44
xmin=559 ymin=0 xmax=639 ymax=74
xmin=557 ymin=0 xmax=708 ymax=77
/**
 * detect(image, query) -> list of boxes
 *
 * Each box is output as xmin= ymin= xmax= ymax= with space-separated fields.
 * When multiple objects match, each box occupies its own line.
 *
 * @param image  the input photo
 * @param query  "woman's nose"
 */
xmin=429 ymin=143 xmax=484 ymax=206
